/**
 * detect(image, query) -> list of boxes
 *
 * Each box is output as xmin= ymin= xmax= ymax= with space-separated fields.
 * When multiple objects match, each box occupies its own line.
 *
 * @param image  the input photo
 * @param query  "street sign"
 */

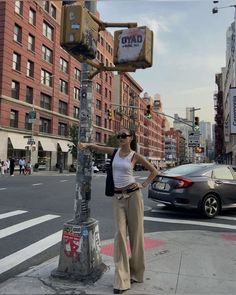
xmin=27 ymin=138 xmax=35 ymax=145
xmin=188 ymin=131 xmax=200 ymax=147
xmin=28 ymin=111 xmax=36 ymax=123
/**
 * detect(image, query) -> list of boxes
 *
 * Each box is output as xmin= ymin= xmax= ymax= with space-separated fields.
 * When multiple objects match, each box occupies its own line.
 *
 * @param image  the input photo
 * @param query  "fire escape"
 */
xmin=214 ymin=90 xmax=224 ymax=162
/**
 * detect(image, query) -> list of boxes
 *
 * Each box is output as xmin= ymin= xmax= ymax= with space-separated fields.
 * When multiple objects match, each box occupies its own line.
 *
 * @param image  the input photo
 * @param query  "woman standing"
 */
xmin=78 ymin=129 xmax=158 ymax=294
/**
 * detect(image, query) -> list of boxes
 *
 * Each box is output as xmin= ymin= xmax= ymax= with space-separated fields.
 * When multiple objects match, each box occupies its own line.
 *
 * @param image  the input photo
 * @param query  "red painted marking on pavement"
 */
xmin=222 ymin=234 xmax=236 ymax=241
xmin=101 ymin=238 xmax=166 ymax=257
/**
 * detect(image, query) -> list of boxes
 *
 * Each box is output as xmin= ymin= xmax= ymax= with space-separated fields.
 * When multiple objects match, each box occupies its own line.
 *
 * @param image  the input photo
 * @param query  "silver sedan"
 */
xmin=148 ymin=163 xmax=236 ymax=218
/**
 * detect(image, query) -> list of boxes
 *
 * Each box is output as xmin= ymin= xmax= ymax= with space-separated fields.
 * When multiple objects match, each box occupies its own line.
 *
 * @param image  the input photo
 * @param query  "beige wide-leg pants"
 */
xmin=113 ymin=189 xmax=145 ymax=290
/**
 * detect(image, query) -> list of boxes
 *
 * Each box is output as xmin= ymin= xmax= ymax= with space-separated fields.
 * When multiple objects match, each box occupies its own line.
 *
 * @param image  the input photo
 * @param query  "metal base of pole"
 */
xmin=51 ymin=218 xmax=107 ymax=283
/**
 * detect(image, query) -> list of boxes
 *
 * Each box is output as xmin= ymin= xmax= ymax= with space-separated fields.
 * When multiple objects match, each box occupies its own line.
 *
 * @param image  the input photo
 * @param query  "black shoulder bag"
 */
xmin=105 ymin=149 xmax=117 ymax=197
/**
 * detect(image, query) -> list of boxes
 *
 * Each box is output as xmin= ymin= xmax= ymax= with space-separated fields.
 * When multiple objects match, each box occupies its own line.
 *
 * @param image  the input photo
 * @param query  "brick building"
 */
xmin=0 ymin=1 xmax=114 ymax=170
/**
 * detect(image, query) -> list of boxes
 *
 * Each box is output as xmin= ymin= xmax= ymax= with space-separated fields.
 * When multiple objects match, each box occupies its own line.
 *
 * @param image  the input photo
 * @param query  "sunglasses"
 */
xmin=117 ymin=133 xmax=132 ymax=139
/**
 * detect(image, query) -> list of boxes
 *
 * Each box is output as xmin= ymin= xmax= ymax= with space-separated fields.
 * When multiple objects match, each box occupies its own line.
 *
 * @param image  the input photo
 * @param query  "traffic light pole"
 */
xmin=52 ymin=0 xmax=106 ymax=282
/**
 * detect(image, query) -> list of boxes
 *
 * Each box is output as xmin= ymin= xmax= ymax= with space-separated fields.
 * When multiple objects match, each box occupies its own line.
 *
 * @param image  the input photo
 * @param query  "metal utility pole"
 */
xmin=52 ymin=0 xmax=106 ymax=282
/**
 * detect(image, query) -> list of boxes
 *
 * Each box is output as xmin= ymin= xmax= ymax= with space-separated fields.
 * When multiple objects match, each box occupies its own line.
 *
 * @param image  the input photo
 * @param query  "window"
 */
xmin=42 ymin=1 xmax=50 ymax=12
xmin=96 ymin=99 xmax=101 ymax=110
xmin=105 ymin=73 xmax=108 ymax=82
xmin=74 ymin=68 xmax=81 ymax=81
xmin=43 ymin=21 xmax=53 ymax=41
xmin=96 ymin=83 xmax=102 ymax=94
xmin=109 ymin=76 xmax=112 ymax=86
xmin=51 ymin=4 xmax=56 ymax=19
xmin=74 ymin=107 xmax=80 ymax=119
xmin=41 ymin=69 xmax=52 ymax=86
xmin=213 ymin=167 xmax=234 ymax=180
xmin=59 ymin=100 xmax=68 ymax=115
xmin=101 ymin=37 xmax=104 ymax=46
xmin=74 ymin=87 xmax=80 ymax=100
xmin=104 ymin=134 xmax=107 ymax=143
xmin=96 ymin=132 xmax=101 ymax=143
xmin=26 ymin=86 xmax=33 ymax=104
xmin=27 ymin=60 xmax=34 ymax=78
xmin=28 ymin=34 xmax=35 ymax=51
xmin=58 ymin=123 xmax=67 ymax=136
xmin=40 ymin=93 xmax=51 ymax=110
xmin=11 ymin=80 xmax=20 ymax=99
xmin=40 ymin=117 xmax=51 ymax=133
xmin=29 ymin=8 xmax=36 ymax=25
xmin=10 ymin=110 xmax=18 ymax=128
xmin=42 ymin=45 xmax=53 ymax=63
xmin=25 ymin=113 xmax=32 ymax=130
xmin=104 ymin=118 xmax=107 ymax=128
xmin=96 ymin=115 xmax=101 ymax=127
xmin=60 ymin=79 xmax=68 ymax=94
xmin=13 ymin=24 xmax=22 ymax=43
xmin=12 ymin=52 xmax=21 ymax=71
xmin=15 ymin=1 xmax=23 ymax=15
xmin=60 ymin=58 xmax=68 ymax=73
xmin=105 ymin=88 xmax=108 ymax=98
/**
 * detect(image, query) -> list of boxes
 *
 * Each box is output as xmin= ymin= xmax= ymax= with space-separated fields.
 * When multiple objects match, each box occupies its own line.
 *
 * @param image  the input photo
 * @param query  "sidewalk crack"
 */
xmin=175 ymin=252 xmax=183 ymax=294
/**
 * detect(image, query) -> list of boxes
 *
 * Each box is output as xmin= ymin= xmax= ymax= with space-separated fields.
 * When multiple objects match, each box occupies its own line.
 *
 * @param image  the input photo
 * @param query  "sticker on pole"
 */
xmin=113 ymin=26 xmax=153 ymax=69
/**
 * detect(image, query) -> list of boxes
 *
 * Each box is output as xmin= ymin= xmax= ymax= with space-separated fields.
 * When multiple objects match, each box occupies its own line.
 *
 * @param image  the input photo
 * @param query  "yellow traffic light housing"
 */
xmin=60 ymin=3 xmax=99 ymax=60
xmin=113 ymin=26 xmax=153 ymax=69
xmin=107 ymin=109 xmax=113 ymax=120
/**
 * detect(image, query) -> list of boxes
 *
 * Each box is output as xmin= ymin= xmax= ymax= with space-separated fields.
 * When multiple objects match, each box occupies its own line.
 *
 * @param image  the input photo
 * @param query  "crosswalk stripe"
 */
xmin=144 ymin=216 xmax=236 ymax=230
xmin=0 ymin=188 xmax=7 ymax=191
xmin=0 ymin=230 xmax=62 ymax=275
xmin=32 ymin=183 xmax=43 ymax=186
xmin=216 ymin=216 xmax=236 ymax=221
xmin=0 ymin=215 xmax=60 ymax=239
xmin=0 ymin=210 xmax=28 ymax=220
xmin=60 ymin=180 xmax=68 ymax=182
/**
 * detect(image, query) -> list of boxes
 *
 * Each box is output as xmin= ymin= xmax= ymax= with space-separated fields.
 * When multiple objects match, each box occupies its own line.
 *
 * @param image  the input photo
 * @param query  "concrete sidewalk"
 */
xmin=0 ymin=230 xmax=236 ymax=294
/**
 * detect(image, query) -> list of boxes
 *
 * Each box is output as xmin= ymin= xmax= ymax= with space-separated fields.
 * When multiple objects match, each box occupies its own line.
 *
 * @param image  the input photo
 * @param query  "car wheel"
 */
xmin=200 ymin=194 xmax=220 ymax=218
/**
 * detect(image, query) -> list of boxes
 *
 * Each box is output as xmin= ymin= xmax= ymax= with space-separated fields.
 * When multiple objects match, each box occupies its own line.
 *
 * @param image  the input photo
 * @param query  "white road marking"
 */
xmin=137 ymin=177 xmax=147 ymax=180
xmin=150 ymin=208 xmax=236 ymax=221
xmin=0 ymin=214 xmax=60 ymax=239
xmin=144 ymin=216 xmax=236 ymax=230
xmin=0 ymin=210 xmax=28 ymax=220
xmin=0 ymin=188 xmax=7 ymax=191
xmin=32 ymin=183 xmax=43 ymax=186
xmin=216 ymin=216 xmax=236 ymax=221
xmin=60 ymin=180 xmax=68 ymax=182
xmin=0 ymin=230 xmax=62 ymax=275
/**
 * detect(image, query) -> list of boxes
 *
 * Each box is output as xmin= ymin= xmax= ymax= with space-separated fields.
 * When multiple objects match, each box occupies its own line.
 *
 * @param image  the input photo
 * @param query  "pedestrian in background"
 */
xmin=78 ymin=128 xmax=158 ymax=294
xmin=19 ymin=158 xmax=26 ymax=175
xmin=9 ymin=157 xmax=15 ymax=176
xmin=6 ymin=159 xmax=10 ymax=173
xmin=0 ymin=160 xmax=5 ymax=175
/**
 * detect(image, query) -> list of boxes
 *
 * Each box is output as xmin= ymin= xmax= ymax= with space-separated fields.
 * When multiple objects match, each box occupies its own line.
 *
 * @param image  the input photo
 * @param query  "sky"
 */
xmin=97 ymin=0 xmax=235 ymax=124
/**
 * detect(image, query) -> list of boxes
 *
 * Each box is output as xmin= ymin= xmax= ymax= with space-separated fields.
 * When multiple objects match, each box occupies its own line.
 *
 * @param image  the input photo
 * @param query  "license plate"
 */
xmin=155 ymin=182 xmax=170 ymax=191
xmin=157 ymin=182 xmax=166 ymax=190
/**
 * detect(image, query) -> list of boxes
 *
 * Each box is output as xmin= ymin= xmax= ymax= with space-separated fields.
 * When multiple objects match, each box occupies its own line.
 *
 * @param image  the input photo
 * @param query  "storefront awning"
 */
xmin=39 ymin=138 xmax=57 ymax=152
xmin=58 ymin=140 xmax=71 ymax=152
xmin=9 ymin=134 xmax=27 ymax=150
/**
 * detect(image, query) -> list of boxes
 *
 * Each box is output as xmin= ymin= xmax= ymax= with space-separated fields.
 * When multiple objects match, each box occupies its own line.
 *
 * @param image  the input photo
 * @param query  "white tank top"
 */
xmin=112 ymin=148 xmax=136 ymax=188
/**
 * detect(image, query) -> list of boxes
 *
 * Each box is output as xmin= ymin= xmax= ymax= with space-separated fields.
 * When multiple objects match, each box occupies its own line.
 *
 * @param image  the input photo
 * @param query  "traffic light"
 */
xmin=145 ymin=105 xmax=152 ymax=119
xmin=194 ymin=116 xmax=199 ymax=130
xmin=107 ymin=109 xmax=113 ymax=120
xmin=60 ymin=3 xmax=99 ymax=60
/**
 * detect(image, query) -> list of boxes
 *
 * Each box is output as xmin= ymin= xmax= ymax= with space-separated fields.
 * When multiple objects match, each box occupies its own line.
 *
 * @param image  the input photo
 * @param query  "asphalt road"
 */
xmin=1 ymin=171 xmax=236 ymax=282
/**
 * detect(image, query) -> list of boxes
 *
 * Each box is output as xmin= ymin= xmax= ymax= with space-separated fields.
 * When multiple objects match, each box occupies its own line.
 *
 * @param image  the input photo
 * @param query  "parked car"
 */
xmin=92 ymin=165 xmax=99 ymax=173
xmin=148 ymin=163 xmax=236 ymax=218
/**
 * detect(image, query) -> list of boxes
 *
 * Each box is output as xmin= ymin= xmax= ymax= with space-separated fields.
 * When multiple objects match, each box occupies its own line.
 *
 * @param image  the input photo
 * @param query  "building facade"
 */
xmin=0 ymin=1 xmax=115 ymax=170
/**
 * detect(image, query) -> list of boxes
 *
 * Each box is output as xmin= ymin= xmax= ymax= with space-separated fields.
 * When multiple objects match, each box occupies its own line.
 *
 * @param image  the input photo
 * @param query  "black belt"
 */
xmin=114 ymin=187 xmax=139 ymax=194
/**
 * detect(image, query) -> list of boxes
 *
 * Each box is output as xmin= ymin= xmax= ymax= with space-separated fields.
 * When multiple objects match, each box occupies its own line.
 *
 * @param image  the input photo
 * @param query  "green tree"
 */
xmin=106 ymin=134 xmax=118 ymax=148
xmin=68 ymin=124 xmax=78 ymax=159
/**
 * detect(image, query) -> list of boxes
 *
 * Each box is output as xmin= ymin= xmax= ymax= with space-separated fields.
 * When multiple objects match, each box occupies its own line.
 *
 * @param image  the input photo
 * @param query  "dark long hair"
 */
xmin=129 ymin=130 xmax=137 ymax=151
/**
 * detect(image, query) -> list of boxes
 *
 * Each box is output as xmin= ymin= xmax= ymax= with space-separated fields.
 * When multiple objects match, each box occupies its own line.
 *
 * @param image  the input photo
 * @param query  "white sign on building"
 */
xmin=229 ymin=87 xmax=236 ymax=134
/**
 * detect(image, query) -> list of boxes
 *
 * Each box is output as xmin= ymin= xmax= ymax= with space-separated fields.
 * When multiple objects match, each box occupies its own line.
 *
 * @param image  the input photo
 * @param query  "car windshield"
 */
xmin=162 ymin=164 xmax=212 ymax=176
